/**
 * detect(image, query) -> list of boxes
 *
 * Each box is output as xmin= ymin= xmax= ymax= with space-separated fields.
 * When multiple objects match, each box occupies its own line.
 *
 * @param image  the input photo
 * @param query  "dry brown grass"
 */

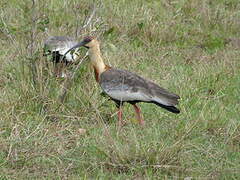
xmin=0 ymin=0 xmax=240 ymax=179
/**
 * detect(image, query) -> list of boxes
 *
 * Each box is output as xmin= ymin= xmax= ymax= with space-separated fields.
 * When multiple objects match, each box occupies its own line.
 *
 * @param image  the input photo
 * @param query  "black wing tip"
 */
xmin=163 ymin=105 xmax=180 ymax=114
xmin=152 ymin=101 xmax=180 ymax=114
xmin=170 ymin=107 xmax=180 ymax=114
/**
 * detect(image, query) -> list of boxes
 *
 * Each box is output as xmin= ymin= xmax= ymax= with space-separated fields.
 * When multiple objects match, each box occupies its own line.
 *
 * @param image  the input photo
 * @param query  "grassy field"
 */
xmin=0 ymin=0 xmax=240 ymax=179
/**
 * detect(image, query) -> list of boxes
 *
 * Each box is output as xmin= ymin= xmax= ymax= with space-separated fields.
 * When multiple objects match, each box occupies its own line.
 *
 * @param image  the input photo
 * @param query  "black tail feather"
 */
xmin=151 ymin=101 xmax=180 ymax=114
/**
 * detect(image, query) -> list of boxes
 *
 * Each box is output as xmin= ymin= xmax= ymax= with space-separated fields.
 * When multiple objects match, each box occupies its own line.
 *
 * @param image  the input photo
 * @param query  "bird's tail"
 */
xmin=151 ymin=101 xmax=180 ymax=114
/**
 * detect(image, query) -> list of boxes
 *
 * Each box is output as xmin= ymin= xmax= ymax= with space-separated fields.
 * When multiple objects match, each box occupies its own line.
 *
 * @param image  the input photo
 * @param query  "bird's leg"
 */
xmin=132 ymin=104 xmax=144 ymax=126
xmin=117 ymin=107 xmax=123 ymax=127
xmin=60 ymin=62 xmax=67 ymax=77
xmin=115 ymin=101 xmax=125 ymax=127
xmin=54 ymin=62 xmax=63 ymax=77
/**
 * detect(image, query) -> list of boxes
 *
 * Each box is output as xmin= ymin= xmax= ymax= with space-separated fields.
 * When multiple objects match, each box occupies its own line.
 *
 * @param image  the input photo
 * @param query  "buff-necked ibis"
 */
xmin=65 ymin=36 xmax=180 ymax=126
xmin=44 ymin=36 xmax=81 ymax=77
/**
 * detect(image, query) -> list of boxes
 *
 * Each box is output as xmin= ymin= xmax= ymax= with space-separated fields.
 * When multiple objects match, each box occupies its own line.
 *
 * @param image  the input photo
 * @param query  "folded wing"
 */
xmin=100 ymin=68 xmax=180 ymax=107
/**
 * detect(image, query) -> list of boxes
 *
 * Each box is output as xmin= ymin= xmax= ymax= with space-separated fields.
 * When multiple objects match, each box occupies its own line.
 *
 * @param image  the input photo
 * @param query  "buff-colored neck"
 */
xmin=88 ymin=44 xmax=109 ymax=82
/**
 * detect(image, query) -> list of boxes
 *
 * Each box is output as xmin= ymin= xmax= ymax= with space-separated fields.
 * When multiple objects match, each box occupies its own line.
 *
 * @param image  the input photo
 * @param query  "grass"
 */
xmin=0 ymin=0 xmax=240 ymax=179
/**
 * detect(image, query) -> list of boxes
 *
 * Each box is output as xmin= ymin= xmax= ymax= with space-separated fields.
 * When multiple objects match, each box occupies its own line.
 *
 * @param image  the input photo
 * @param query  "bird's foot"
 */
xmin=139 ymin=120 xmax=145 ymax=126
xmin=117 ymin=120 xmax=127 ymax=128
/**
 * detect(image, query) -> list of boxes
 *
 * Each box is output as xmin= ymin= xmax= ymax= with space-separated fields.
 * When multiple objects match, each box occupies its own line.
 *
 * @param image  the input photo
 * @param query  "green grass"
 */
xmin=0 ymin=0 xmax=240 ymax=179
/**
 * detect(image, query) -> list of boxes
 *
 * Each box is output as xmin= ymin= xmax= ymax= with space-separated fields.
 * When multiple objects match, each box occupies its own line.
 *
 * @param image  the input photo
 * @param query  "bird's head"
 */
xmin=80 ymin=36 xmax=98 ymax=48
xmin=72 ymin=36 xmax=99 ymax=50
xmin=62 ymin=36 xmax=99 ymax=60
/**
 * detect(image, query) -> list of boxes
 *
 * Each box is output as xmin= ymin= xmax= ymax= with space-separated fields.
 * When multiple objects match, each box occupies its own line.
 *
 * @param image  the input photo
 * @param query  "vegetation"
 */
xmin=0 ymin=0 xmax=240 ymax=179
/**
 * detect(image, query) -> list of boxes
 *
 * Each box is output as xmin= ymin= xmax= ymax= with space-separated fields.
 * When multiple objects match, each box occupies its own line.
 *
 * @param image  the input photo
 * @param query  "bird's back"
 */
xmin=99 ymin=68 xmax=180 ymax=106
xmin=44 ymin=36 xmax=78 ymax=51
xmin=44 ymin=36 xmax=79 ymax=62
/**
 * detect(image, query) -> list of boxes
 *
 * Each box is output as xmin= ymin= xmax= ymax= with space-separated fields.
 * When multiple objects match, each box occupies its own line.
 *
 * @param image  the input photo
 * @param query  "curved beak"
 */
xmin=62 ymin=40 xmax=88 ymax=59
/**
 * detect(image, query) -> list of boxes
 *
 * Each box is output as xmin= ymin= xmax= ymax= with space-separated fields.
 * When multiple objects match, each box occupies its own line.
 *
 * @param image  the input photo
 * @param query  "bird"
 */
xmin=43 ymin=36 xmax=81 ymax=77
xmin=64 ymin=36 xmax=180 ymax=126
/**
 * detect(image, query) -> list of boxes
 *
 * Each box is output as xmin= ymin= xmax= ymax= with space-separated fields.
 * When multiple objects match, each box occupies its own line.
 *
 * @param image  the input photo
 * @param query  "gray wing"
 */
xmin=100 ymin=68 xmax=179 ymax=106
xmin=44 ymin=36 xmax=79 ymax=60
xmin=44 ymin=36 xmax=80 ymax=62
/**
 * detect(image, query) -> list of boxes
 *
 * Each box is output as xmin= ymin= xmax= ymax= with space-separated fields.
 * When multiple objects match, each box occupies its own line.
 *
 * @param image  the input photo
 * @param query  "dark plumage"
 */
xmin=63 ymin=36 xmax=180 ymax=126
xmin=100 ymin=68 xmax=180 ymax=114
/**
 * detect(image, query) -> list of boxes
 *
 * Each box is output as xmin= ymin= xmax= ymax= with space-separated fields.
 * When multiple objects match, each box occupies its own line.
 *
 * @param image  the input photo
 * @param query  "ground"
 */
xmin=0 ymin=0 xmax=240 ymax=179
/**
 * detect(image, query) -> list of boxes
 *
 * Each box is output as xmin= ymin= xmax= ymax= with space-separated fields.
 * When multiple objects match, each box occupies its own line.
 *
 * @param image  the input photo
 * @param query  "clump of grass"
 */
xmin=0 ymin=0 xmax=240 ymax=179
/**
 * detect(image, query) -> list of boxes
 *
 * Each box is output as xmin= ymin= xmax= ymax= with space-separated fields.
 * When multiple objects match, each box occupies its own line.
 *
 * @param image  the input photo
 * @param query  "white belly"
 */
xmin=105 ymin=90 xmax=151 ymax=102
